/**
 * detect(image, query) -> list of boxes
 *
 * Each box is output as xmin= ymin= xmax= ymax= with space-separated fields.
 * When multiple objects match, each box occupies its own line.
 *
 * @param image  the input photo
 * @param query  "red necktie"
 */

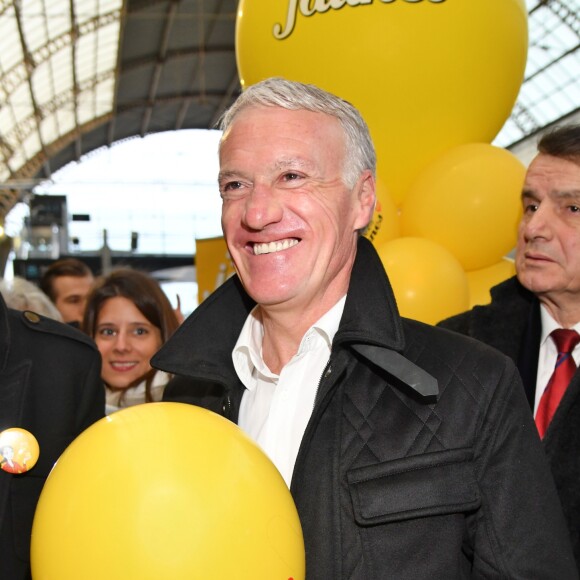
xmin=536 ymin=329 xmax=580 ymax=438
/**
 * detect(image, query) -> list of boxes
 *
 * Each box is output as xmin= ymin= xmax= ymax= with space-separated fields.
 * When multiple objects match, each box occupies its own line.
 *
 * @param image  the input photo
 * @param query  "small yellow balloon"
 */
xmin=236 ymin=0 xmax=528 ymax=203
xmin=377 ymin=237 xmax=469 ymax=326
xmin=400 ymin=143 xmax=525 ymax=271
xmin=31 ymin=403 xmax=305 ymax=580
xmin=467 ymin=258 xmax=516 ymax=308
xmin=364 ymin=179 xmax=400 ymax=247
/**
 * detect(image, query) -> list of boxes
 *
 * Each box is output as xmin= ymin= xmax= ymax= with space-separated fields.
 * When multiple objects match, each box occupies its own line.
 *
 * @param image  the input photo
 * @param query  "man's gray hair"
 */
xmin=218 ymin=77 xmax=376 ymax=189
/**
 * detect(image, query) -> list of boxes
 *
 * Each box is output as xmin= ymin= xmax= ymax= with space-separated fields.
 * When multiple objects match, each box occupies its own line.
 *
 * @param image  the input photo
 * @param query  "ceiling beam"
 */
xmin=140 ymin=0 xmax=180 ymax=136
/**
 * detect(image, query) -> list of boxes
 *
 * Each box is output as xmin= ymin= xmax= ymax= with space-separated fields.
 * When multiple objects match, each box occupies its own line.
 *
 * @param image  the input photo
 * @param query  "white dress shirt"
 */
xmin=534 ymin=304 xmax=580 ymax=415
xmin=232 ymin=296 xmax=346 ymax=487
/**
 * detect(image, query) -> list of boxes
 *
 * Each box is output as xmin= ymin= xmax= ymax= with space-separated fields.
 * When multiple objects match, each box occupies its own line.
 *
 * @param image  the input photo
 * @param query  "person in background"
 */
xmin=39 ymin=258 xmax=94 ymax=326
xmin=0 ymin=277 xmax=62 ymax=321
xmin=152 ymin=77 xmax=577 ymax=578
xmin=82 ymin=268 xmax=179 ymax=414
xmin=0 ymin=291 xmax=104 ymax=579
xmin=439 ymin=123 xmax=580 ymax=570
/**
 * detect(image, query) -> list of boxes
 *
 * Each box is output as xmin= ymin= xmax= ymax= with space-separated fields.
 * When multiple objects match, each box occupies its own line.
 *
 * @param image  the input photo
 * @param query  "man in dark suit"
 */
xmin=439 ymin=123 xmax=580 ymax=569
xmin=0 ymin=292 xmax=105 ymax=579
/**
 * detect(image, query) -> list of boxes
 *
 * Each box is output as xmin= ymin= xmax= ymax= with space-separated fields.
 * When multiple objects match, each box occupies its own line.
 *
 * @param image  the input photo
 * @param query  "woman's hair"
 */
xmin=82 ymin=268 xmax=179 ymax=401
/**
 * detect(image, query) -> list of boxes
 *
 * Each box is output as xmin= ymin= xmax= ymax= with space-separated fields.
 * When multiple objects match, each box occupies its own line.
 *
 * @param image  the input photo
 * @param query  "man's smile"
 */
xmin=252 ymin=238 xmax=299 ymax=255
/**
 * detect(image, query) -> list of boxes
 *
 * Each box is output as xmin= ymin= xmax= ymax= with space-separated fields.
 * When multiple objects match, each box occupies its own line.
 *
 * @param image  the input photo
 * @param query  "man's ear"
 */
xmin=354 ymin=171 xmax=376 ymax=231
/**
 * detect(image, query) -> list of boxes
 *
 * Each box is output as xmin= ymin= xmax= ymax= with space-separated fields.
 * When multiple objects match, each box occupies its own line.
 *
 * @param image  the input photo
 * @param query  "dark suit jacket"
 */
xmin=0 ymin=294 xmax=105 ymax=579
xmin=439 ymin=275 xmax=580 ymax=569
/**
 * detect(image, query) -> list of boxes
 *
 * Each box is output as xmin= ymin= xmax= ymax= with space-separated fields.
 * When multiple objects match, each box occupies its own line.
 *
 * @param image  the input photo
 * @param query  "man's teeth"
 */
xmin=253 ymin=239 xmax=298 ymax=255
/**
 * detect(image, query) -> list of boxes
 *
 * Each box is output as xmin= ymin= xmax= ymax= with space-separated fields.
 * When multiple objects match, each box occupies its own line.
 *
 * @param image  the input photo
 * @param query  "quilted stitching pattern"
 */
xmin=337 ymin=323 xmax=502 ymax=578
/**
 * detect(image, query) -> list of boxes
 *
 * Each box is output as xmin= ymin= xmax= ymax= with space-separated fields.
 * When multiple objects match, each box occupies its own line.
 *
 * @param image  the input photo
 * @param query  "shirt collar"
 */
xmin=539 ymin=303 xmax=580 ymax=346
xmin=233 ymin=295 xmax=347 ymax=390
xmin=306 ymin=294 xmax=346 ymax=350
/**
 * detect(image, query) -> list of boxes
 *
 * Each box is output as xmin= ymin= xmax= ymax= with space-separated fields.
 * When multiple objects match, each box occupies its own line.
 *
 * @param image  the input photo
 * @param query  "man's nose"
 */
xmin=242 ymin=184 xmax=283 ymax=230
xmin=522 ymin=205 xmax=552 ymax=240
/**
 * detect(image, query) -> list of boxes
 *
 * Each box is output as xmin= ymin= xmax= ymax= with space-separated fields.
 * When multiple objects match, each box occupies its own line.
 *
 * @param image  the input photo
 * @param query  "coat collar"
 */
xmin=469 ymin=276 xmax=537 ymax=368
xmin=153 ymin=237 xmax=437 ymax=398
xmin=336 ymin=236 xmax=404 ymax=350
xmin=152 ymin=274 xmax=254 ymax=384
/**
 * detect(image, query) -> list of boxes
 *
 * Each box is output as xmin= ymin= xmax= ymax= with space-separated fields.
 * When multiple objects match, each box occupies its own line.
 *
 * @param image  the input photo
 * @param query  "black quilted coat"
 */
xmin=153 ymin=238 xmax=577 ymax=579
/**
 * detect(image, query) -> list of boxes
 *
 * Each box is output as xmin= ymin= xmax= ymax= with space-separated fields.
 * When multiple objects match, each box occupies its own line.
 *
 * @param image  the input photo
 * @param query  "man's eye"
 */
xmin=220 ymin=181 xmax=246 ymax=199
xmin=569 ymin=205 xmax=580 ymax=213
xmin=523 ymin=202 xmax=538 ymax=213
xmin=282 ymin=172 xmax=301 ymax=181
xmin=223 ymin=181 xmax=243 ymax=191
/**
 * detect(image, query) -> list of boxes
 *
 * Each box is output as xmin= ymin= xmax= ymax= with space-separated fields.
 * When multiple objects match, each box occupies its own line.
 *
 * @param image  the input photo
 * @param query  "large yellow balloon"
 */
xmin=31 ymin=403 xmax=305 ymax=580
xmin=236 ymin=0 xmax=528 ymax=203
xmin=467 ymin=258 xmax=516 ymax=308
xmin=377 ymin=237 xmax=469 ymax=325
xmin=400 ymin=143 xmax=525 ymax=271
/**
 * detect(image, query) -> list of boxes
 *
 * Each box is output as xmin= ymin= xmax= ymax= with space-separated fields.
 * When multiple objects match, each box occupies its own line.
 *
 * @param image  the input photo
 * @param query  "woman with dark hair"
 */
xmin=82 ymin=268 xmax=179 ymax=413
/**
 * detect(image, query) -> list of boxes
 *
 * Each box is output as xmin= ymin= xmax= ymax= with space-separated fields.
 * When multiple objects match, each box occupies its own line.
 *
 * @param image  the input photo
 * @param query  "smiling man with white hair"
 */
xmin=154 ymin=78 xmax=577 ymax=579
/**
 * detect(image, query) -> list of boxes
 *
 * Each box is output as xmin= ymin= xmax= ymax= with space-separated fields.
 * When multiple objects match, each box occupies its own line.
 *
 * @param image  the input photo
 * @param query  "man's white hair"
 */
xmin=218 ymin=77 xmax=376 ymax=190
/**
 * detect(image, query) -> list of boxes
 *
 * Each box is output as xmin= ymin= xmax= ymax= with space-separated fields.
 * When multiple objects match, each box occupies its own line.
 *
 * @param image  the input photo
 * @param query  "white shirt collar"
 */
xmin=539 ymin=304 xmax=580 ymax=345
xmin=233 ymin=295 xmax=347 ymax=390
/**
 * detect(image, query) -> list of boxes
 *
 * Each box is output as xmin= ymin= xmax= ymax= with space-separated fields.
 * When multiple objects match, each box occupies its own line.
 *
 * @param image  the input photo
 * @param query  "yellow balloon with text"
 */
xmin=400 ymin=143 xmax=525 ymax=271
xmin=467 ymin=258 xmax=516 ymax=308
xmin=31 ymin=403 xmax=305 ymax=580
xmin=377 ymin=237 xmax=469 ymax=325
xmin=236 ymin=0 xmax=528 ymax=204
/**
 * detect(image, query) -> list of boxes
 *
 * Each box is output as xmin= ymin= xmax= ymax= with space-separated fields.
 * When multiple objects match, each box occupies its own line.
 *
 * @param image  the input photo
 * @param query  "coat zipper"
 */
xmin=313 ymin=358 xmax=333 ymax=411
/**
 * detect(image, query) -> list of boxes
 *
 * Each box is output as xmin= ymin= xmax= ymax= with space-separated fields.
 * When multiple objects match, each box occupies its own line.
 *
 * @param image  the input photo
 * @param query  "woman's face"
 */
xmin=94 ymin=296 xmax=163 ymax=389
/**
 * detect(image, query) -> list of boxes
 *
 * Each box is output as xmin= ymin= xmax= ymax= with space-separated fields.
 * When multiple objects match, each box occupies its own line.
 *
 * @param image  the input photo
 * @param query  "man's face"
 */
xmin=52 ymin=274 xmax=94 ymax=324
xmin=516 ymin=153 xmax=580 ymax=310
xmin=218 ymin=106 xmax=375 ymax=315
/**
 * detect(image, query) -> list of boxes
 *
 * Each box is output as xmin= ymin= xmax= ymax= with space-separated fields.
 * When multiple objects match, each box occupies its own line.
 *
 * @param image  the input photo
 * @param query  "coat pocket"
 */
xmin=348 ymin=447 xmax=480 ymax=525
